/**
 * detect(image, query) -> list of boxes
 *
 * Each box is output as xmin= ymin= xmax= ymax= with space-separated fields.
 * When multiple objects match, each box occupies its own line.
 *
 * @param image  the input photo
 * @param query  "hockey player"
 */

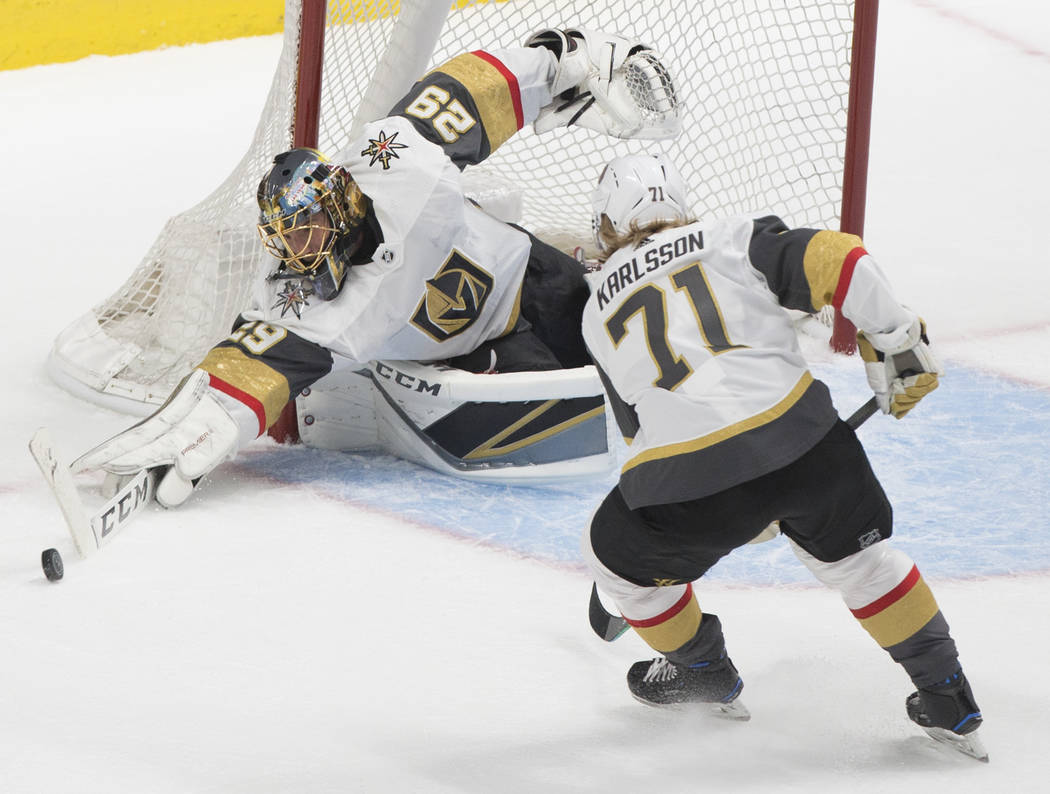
xmin=581 ymin=154 xmax=986 ymax=759
xmin=70 ymin=29 xmax=680 ymax=505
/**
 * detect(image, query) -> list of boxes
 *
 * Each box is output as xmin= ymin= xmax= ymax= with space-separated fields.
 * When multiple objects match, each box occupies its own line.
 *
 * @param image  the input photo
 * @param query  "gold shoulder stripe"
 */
xmin=199 ymin=347 xmax=291 ymax=431
xmin=803 ymin=230 xmax=864 ymax=310
xmin=431 ymin=52 xmax=520 ymax=151
xmin=622 ymin=371 xmax=814 ymax=473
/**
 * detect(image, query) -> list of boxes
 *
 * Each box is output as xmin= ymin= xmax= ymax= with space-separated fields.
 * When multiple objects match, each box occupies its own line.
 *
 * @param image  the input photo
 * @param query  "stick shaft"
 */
xmin=846 ymin=396 xmax=879 ymax=430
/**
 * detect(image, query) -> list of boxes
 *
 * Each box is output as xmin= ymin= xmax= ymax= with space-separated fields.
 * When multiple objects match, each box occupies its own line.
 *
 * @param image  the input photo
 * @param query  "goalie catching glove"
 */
xmin=72 ymin=370 xmax=239 ymax=507
xmin=525 ymin=27 xmax=682 ymax=140
xmin=857 ymin=318 xmax=942 ymax=419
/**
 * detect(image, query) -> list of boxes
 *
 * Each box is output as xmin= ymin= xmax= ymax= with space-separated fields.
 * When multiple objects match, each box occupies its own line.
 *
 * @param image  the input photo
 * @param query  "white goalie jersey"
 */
xmin=198 ymin=46 xmax=569 ymax=437
xmin=582 ymin=214 xmax=917 ymax=509
xmin=243 ymin=115 xmax=534 ymax=366
xmin=240 ymin=44 xmax=565 ymax=368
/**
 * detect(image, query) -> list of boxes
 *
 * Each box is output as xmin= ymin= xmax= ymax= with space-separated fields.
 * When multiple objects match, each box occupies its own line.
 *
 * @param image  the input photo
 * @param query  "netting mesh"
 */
xmin=50 ymin=0 xmax=857 ymax=409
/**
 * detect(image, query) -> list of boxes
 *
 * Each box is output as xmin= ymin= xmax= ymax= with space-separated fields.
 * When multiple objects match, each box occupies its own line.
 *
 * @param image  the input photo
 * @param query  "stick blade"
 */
xmin=90 ymin=469 xmax=158 ymax=544
xmin=28 ymin=428 xmax=98 ymax=558
xmin=589 ymin=583 xmax=630 ymax=641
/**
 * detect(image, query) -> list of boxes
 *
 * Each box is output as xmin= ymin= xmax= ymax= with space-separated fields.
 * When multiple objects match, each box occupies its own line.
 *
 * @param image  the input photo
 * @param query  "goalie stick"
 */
xmin=29 ymin=428 xmax=158 ymax=559
xmin=588 ymin=396 xmax=880 ymax=642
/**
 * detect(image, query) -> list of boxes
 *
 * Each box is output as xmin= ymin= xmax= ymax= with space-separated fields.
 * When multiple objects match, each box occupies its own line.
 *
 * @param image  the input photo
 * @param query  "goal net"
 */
xmin=49 ymin=0 xmax=874 ymax=415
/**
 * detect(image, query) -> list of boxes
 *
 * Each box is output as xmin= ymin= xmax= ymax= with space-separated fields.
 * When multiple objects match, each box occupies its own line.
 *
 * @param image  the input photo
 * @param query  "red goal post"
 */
xmin=835 ymin=0 xmax=879 ymax=353
xmin=48 ymin=0 xmax=878 ymax=437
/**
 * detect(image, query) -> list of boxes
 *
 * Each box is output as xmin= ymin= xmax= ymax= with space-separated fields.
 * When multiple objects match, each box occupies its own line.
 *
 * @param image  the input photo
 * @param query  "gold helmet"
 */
xmin=257 ymin=148 xmax=368 ymax=300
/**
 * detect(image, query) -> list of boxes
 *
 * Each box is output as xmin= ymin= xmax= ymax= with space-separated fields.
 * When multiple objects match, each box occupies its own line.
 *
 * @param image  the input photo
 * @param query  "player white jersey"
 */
xmin=584 ymin=215 xmax=844 ymax=508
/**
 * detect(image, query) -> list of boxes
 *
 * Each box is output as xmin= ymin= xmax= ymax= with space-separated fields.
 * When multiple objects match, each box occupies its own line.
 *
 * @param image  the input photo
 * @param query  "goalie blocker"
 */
xmin=29 ymin=428 xmax=159 ymax=559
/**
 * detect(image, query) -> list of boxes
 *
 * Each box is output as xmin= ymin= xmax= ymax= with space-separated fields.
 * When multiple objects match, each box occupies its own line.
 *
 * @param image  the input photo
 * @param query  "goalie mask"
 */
xmin=591 ymin=153 xmax=689 ymax=256
xmin=257 ymin=148 xmax=368 ymax=301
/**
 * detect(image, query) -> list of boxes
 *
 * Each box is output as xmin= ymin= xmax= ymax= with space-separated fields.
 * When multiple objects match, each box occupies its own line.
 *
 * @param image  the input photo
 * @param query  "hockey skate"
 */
xmin=627 ymin=655 xmax=749 ymax=721
xmin=906 ymin=670 xmax=988 ymax=762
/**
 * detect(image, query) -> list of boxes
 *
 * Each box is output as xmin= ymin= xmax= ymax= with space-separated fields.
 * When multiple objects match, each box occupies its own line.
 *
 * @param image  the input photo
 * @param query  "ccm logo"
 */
xmin=374 ymin=363 xmax=441 ymax=396
xmin=98 ymin=476 xmax=152 ymax=538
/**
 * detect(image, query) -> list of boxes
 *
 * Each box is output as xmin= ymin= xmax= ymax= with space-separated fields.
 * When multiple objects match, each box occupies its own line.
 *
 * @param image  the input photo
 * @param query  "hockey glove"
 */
xmin=526 ymin=27 xmax=682 ymax=140
xmin=72 ymin=369 xmax=239 ymax=507
xmin=857 ymin=318 xmax=942 ymax=419
xmin=524 ymin=28 xmax=593 ymax=97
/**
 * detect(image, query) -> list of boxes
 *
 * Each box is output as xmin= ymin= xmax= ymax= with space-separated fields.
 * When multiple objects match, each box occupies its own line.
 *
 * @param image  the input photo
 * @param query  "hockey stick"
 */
xmin=588 ymin=396 xmax=882 ymax=641
xmin=845 ymin=396 xmax=879 ymax=430
xmin=589 ymin=582 xmax=632 ymax=641
xmin=29 ymin=428 xmax=158 ymax=559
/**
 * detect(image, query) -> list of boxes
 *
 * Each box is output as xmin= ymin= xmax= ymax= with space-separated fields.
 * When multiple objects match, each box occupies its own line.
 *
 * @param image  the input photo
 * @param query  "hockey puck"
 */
xmin=41 ymin=548 xmax=64 ymax=582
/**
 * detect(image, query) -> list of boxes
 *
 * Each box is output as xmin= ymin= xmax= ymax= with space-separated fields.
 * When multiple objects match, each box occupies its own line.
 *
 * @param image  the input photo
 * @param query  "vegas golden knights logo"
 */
xmin=411 ymin=251 xmax=494 ymax=341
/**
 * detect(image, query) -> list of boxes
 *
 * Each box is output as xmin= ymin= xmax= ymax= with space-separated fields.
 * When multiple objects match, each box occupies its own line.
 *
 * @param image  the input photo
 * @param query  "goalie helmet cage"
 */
xmin=48 ymin=0 xmax=877 ymax=435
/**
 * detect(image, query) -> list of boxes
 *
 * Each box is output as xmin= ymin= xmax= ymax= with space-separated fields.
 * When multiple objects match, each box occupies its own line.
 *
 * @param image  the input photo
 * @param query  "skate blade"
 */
xmin=710 ymin=699 xmax=751 ymax=721
xmin=921 ymin=726 xmax=989 ymax=762
xmin=631 ymin=694 xmax=751 ymax=722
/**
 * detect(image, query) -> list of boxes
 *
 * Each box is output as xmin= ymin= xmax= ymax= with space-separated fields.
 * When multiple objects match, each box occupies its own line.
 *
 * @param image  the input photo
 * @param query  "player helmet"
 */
xmin=591 ymin=153 xmax=689 ymax=255
xmin=257 ymin=148 xmax=368 ymax=300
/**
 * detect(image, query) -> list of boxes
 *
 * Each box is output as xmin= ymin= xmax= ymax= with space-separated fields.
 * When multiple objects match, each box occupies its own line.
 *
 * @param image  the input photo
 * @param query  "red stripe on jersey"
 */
xmin=625 ymin=582 xmax=695 ymax=627
xmin=850 ymin=564 xmax=921 ymax=619
xmin=471 ymin=50 xmax=524 ymax=130
xmin=831 ymin=246 xmax=868 ymax=309
xmin=208 ymin=373 xmax=266 ymax=437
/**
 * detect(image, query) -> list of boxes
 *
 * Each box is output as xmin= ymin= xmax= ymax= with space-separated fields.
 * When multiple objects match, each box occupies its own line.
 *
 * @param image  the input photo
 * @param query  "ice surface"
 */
xmin=1 ymin=2 xmax=1048 ymax=791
